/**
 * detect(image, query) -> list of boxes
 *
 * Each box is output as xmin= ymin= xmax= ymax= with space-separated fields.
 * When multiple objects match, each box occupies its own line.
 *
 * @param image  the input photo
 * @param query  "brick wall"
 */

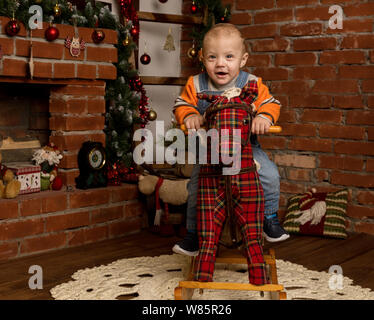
xmin=182 ymin=0 xmax=374 ymax=235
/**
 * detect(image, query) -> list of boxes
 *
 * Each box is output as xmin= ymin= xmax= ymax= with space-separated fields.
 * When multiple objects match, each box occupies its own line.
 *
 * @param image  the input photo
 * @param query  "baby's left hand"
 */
xmin=251 ymin=116 xmax=272 ymax=135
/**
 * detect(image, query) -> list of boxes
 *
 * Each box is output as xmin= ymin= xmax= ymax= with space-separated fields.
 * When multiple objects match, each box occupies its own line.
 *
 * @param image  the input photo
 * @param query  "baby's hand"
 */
xmin=251 ymin=116 xmax=272 ymax=135
xmin=184 ymin=114 xmax=204 ymax=130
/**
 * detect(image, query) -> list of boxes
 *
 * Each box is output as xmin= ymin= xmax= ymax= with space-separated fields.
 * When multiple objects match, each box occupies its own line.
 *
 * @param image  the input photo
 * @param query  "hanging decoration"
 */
xmin=140 ymin=41 xmax=151 ymax=65
xmin=187 ymin=41 xmax=198 ymax=59
xmin=190 ymin=1 xmax=198 ymax=14
xmin=45 ymin=24 xmax=59 ymax=42
xmin=148 ymin=109 xmax=157 ymax=121
xmin=92 ymin=29 xmax=106 ymax=44
xmin=5 ymin=17 xmax=20 ymax=37
xmin=159 ymin=0 xmax=168 ymax=3
xmin=65 ymin=35 xmax=85 ymax=57
xmin=53 ymin=3 xmax=62 ymax=17
xmin=163 ymin=27 xmax=175 ymax=52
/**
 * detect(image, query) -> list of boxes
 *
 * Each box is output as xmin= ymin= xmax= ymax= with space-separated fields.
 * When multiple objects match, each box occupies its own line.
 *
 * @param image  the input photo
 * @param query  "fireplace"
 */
xmin=0 ymin=18 xmax=145 ymax=261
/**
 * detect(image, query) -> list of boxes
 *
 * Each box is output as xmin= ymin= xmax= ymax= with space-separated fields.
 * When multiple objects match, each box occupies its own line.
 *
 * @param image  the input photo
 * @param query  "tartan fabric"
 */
xmin=194 ymin=83 xmax=268 ymax=285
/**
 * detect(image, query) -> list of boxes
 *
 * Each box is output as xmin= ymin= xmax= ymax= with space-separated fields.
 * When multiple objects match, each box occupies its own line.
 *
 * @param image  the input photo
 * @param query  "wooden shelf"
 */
xmin=141 ymin=76 xmax=187 ymax=85
xmin=138 ymin=11 xmax=202 ymax=25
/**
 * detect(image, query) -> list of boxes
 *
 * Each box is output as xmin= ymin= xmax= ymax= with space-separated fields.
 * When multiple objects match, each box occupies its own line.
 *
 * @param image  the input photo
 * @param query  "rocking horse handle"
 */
xmin=179 ymin=124 xmax=282 ymax=134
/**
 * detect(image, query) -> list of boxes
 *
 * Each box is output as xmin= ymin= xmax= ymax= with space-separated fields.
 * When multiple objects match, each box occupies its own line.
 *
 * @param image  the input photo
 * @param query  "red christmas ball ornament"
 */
xmin=5 ymin=18 xmax=20 ymax=37
xmin=140 ymin=53 xmax=151 ymax=65
xmin=130 ymin=26 xmax=139 ymax=37
xmin=190 ymin=1 xmax=198 ymax=14
xmin=52 ymin=176 xmax=63 ymax=190
xmin=92 ymin=29 xmax=106 ymax=44
xmin=45 ymin=25 xmax=59 ymax=42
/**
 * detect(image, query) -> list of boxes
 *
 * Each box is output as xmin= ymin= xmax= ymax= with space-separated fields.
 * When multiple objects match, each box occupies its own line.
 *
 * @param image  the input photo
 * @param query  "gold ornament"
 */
xmin=123 ymin=33 xmax=130 ymax=46
xmin=54 ymin=3 xmax=62 ymax=17
xmin=187 ymin=42 xmax=198 ymax=59
xmin=148 ymin=109 xmax=157 ymax=121
xmin=163 ymin=28 xmax=175 ymax=52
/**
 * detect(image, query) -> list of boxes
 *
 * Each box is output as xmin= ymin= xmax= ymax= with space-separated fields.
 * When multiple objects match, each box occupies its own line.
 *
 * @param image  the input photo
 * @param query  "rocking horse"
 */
xmin=174 ymin=85 xmax=286 ymax=300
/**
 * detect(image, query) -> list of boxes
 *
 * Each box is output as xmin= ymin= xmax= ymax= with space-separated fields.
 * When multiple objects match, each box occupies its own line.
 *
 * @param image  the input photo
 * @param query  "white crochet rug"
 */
xmin=50 ymin=254 xmax=374 ymax=300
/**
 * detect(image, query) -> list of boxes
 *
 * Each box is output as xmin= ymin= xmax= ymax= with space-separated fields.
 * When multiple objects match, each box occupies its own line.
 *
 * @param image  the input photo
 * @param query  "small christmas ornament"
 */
xmin=130 ymin=26 xmax=139 ymax=38
xmin=5 ymin=18 xmax=20 ymax=37
xmin=159 ymin=0 xmax=168 ymax=3
xmin=65 ymin=36 xmax=85 ymax=57
xmin=191 ymin=1 xmax=198 ymax=14
xmin=148 ymin=109 xmax=157 ymax=121
xmin=123 ymin=33 xmax=130 ymax=46
xmin=163 ymin=27 xmax=175 ymax=52
xmin=140 ymin=41 xmax=151 ymax=65
xmin=187 ymin=42 xmax=198 ymax=59
xmin=45 ymin=25 xmax=59 ymax=42
xmin=53 ymin=3 xmax=62 ymax=17
xmin=220 ymin=8 xmax=229 ymax=22
xmin=92 ymin=29 xmax=105 ymax=44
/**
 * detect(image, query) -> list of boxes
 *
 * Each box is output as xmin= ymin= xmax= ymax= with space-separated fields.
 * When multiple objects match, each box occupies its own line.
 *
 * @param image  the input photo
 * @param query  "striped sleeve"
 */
xmin=253 ymin=77 xmax=281 ymax=124
xmin=173 ymin=76 xmax=200 ymax=125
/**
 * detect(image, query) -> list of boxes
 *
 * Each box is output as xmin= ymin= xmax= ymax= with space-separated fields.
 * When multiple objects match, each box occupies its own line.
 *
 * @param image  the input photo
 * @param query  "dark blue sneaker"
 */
xmin=172 ymin=232 xmax=199 ymax=256
xmin=263 ymin=213 xmax=290 ymax=243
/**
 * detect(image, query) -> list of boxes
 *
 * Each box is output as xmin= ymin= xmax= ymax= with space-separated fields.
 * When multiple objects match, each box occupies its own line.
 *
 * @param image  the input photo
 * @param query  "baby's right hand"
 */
xmin=184 ymin=114 xmax=204 ymax=130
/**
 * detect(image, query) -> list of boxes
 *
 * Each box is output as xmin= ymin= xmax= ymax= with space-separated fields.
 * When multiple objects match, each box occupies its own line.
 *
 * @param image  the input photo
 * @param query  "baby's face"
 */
xmin=202 ymin=34 xmax=248 ymax=87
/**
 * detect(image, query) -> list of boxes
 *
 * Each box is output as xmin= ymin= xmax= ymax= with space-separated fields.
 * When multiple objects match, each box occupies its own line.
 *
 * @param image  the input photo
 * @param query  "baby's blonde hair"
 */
xmin=202 ymin=23 xmax=246 ymax=53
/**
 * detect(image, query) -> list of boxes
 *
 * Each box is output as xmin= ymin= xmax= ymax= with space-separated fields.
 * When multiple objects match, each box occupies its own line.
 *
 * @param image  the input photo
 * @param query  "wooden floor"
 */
xmin=0 ymin=229 xmax=373 ymax=300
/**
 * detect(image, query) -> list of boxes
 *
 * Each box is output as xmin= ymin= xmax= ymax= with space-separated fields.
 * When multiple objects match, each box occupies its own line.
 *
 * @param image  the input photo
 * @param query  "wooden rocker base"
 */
xmin=174 ymin=248 xmax=287 ymax=300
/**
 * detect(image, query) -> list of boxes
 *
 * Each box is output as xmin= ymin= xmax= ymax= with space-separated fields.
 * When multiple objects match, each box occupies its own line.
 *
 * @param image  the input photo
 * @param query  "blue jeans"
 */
xmin=185 ymin=139 xmax=280 ymax=232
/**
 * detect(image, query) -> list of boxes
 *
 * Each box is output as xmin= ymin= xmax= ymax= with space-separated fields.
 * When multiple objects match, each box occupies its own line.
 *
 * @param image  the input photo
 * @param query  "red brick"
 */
xmin=49 ymin=98 xmax=87 ymax=114
xmin=59 ymin=152 xmax=78 ymax=169
xmin=77 ymin=64 xmax=96 ymax=79
xmin=334 ymin=141 xmax=374 ymax=156
xmin=20 ymin=233 xmax=66 ymax=254
xmin=274 ymin=154 xmax=316 ymax=168
xmin=0 ymin=242 xmax=18 ymax=261
xmin=58 ymin=170 xmax=79 ymax=187
xmin=280 ymin=23 xmax=322 ymax=36
xmin=288 ymin=168 xmax=311 ymax=181
xmin=87 ymin=99 xmax=105 ymax=114
xmin=98 ymin=64 xmax=117 ymax=80
xmin=275 ymin=52 xmax=317 ymax=65
xmin=277 ymin=0 xmax=319 ymax=7
xmin=295 ymin=6 xmax=332 ymax=21
xmin=346 ymin=110 xmax=374 ymax=125
xmin=69 ymin=188 xmax=110 ymax=209
xmin=52 ymin=83 xmax=105 ymax=96
xmin=313 ymin=80 xmax=358 ymax=93
xmin=319 ymin=155 xmax=364 ymax=171
xmin=91 ymin=205 xmax=123 ymax=224
xmin=315 ymin=169 xmax=329 ymax=182
xmin=19 ymin=198 xmax=42 ymax=217
xmin=319 ymin=124 xmax=365 ymax=140
xmin=271 ymin=80 xmax=311 ymax=94
xmin=289 ymin=95 xmax=332 ymax=108
xmin=320 ymin=51 xmax=366 ymax=64
xmin=357 ymin=191 xmax=374 ymax=206
xmin=331 ymin=172 xmax=374 ymax=188
xmin=326 ymin=19 xmax=373 ymax=34
xmin=54 ymin=63 xmax=75 ymax=79
xmin=45 ymin=211 xmax=89 ymax=232
xmin=280 ymin=123 xmax=317 ymax=137
xmin=49 ymin=134 xmax=88 ymax=151
xmin=280 ymin=181 xmax=307 ymax=194
xmin=0 ymin=200 xmax=18 ymax=220
xmin=230 ymin=13 xmax=252 ymax=25
xmin=252 ymin=67 xmax=289 ymax=80
xmin=289 ymin=138 xmax=332 ymax=152
xmin=15 ymin=40 xmax=63 ymax=59
xmin=49 ymin=115 xmax=105 ymax=131
xmin=2 ymin=58 xmax=27 ymax=77
xmin=347 ymin=205 xmax=374 ymax=219
xmin=341 ymin=35 xmax=374 ymax=49
xmin=33 ymin=62 xmax=53 ymax=78
xmin=67 ymin=225 xmax=108 ymax=246
xmin=251 ymin=38 xmax=290 ymax=52
xmin=245 ymin=54 xmax=271 ymax=67
xmin=0 ymin=38 xmax=14 ymax=55
xmin=301 ymin=109 xmax=342 ymax=123
xmin=0 ymin=218 xmax=44 ymax=241
xmin=293 ymin=37 xmax=337 ymax=51
xmin=254 ymin=9 xmax=293 ymax=24
xmin=86 ymin=47 xmax=117 ymax=63
xmin=41 ymin=192 xmax=68 ymax=213
xmin=371 ymin=51 xmax=374 ymax=63
xmin=344 ymin=3 xmax=374 ymax=17
xmin=333 ymin=95 xmax=364 ymax=109
xmin=110 ymin=184 xmax=139 ymax=202
xmin=124 ymin=202 xmax=144 ymax=219
xmin=236 ymin=0 xmax=274 ymax=10
xmin=241 ymin=25 xmax=277 ymax=39
xmin=256 ymin=136 xmax=287 ymax=150
xmin=368 ymin=159 xmax=374 ymax=172
xmin=293 ymin=66 xmax=336 ymax=79
xmin=362 ymin=80 xmax=374 ymax=92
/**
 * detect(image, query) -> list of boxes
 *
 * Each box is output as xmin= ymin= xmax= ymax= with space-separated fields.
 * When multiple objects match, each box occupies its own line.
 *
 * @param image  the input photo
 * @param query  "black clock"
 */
xmin=75 ymin=141 xmax=108 ymax=189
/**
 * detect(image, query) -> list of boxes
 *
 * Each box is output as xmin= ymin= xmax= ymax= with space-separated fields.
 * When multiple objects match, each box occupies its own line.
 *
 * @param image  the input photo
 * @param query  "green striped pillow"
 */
xmin=283 ymin=189 xmax=348 ymax=239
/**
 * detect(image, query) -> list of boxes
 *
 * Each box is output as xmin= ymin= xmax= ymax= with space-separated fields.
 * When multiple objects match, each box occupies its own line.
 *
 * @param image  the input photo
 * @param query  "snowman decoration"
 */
xmin=65 ymin=36 xmax=85 ymax=57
